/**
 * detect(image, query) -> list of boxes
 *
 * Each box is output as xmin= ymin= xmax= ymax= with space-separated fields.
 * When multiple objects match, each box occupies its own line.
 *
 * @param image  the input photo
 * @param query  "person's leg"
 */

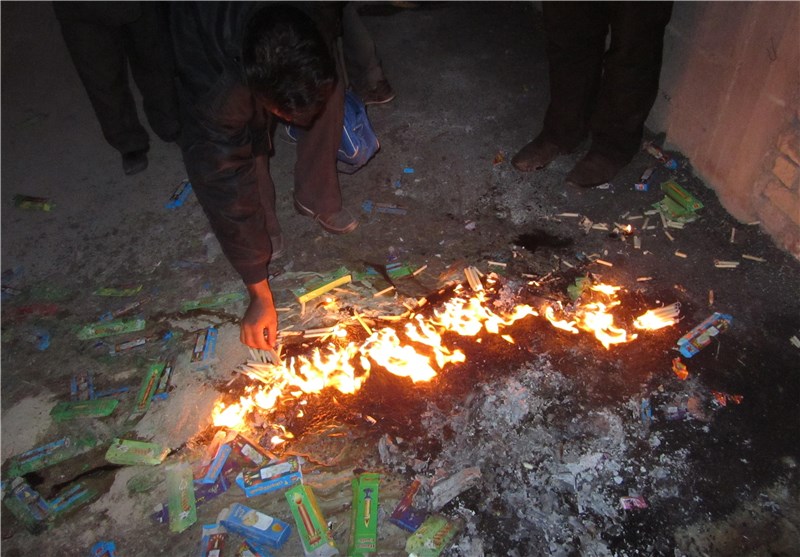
xmin=59 ymin=18 xmax=150 ymax=173
xmin=124 ymin=4 xmax=181 ymax=143
xmin=254 ymin=155 xmax=285 ymax=260
xmin=512 ymin=1 xmax=608 ymax=171
xmin=341 ymin=1 xmax=394 ymax=105
xmin=565 ymin=1 xmax=673 ymax=188
xmin=293 ymin=78 xmax=357 ymax=234
xmin=589 ymin=1 xmax=674 ymax=165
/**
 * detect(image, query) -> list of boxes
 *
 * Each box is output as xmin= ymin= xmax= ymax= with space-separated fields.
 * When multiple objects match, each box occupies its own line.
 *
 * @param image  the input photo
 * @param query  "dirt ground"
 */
xmin=2 ymin=3 xmax=799 ymax=556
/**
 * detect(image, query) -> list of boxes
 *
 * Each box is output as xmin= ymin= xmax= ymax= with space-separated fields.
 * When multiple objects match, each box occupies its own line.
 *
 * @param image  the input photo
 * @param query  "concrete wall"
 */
xmin=647 ymin=1 xmax=800 ymax=258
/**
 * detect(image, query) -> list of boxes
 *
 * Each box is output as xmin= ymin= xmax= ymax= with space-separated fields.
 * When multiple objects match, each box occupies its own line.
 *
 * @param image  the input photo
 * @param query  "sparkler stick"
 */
xmin=464 ymin=267 xmax=483 ymax=291
xmin=354 ymin=312 xmax=373 ymax=335
xmin=373 ymin=285 xmax=395 ymax=297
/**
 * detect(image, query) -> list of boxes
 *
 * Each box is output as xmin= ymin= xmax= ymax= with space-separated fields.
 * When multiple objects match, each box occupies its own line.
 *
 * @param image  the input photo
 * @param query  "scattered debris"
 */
xmin=165 ymin=180 xmax=193 ymax=209
xmin=13 ymin=194 xmax=55 ymax=211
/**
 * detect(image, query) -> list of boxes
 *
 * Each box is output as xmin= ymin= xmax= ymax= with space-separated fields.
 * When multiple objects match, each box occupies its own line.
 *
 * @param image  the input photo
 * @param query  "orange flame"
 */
xmin=633 ymin=303 xmax=681 ymax=330
xmin=211 ymin=281 xmax=676 ymax=430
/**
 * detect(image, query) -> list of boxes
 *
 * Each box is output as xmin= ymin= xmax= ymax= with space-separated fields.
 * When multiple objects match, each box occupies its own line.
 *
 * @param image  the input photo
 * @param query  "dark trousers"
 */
xmin=56 ymin=3 xmax=180 ymax=155
xmin=261 ymin=78 xmax=346 ymax=238
xmin=341 ymin=1 xmax=385 ymax=93
xmin=540 ymin=1 xmax=673 ymax=164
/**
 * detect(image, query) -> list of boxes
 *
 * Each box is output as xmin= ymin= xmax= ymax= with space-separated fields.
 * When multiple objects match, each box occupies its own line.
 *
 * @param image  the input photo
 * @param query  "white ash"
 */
xmin=380 ymin=355 xmax=704 ymax=555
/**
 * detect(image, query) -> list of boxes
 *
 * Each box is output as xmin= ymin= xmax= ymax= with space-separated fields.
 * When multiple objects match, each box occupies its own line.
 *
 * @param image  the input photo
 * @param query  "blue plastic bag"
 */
xmin=286 ymin=89 xmax=380 ymax=174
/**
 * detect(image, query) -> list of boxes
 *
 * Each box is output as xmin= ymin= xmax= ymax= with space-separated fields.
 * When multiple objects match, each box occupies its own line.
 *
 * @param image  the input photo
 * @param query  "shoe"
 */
xmin=361 ymin=80 xmax=396 ymax=105
xmin=270 ymin=234 xmax=286 ymax=260
xmin=564 ymin=151 xmax=625 ymax=189
xmin=293 ymin=197 xmax=358 ymax=234
xmin=511 ymin=136 xmax=563 ymax=172
xmin=122 ymin=149 xmax=148 ymax=175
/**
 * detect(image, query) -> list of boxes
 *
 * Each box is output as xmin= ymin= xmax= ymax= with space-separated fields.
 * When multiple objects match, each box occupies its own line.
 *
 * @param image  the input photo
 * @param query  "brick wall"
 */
xmin=647 ymin=2 xmax=800 ymax=259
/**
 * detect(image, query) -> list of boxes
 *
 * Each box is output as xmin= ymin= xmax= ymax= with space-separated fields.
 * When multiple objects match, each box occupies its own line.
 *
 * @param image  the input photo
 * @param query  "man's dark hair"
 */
xmin=243 ymin=5 xmax=337 ymax=122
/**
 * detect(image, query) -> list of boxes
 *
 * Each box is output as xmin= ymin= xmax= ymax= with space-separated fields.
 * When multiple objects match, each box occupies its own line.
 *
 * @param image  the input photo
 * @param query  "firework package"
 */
xmin=50 ymin=398 xmax=118 ymax=422
xmin=285 ymin=484 xmax=339 ymax=556
xmin=198 ymin=444 xmax=232 ymax=485
xmin=676 ymin=312 xmax=733 ymax=358
xmin=348 ymin=472 xmax=381 ymax=556
xmin=5 ymin=435 xmax=98 ymax=477
xmin=389 ymin=479 xmax=428 ymax=532
xmin=105 ymin=438 xmax=169 ymax=466
xmin=232 ymin=433 xmax=275 ymax=467
xmin=199 ymin=523 xmax=228 ymax=557
xmin=151 ymin=474 xmax=230 ymax=524
xmin=128 ymin=362 xmax=167 ymax=421
xmin=234 ymin=455 xmax=303 ymax=497
xmin=167 ymin=462 xmax=198 ymax=533
xmin=192 ymin=326 xmax=219 ymax=370
xmin=404 ymin=514 xmax=463 ymax=557
xmin=217 ymin=503 xmax=292 ymax=550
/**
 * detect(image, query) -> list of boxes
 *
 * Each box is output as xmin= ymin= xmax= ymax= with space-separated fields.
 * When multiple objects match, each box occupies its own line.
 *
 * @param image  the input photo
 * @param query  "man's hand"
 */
xmin=241 ymin=279 xmax=278 ymax=349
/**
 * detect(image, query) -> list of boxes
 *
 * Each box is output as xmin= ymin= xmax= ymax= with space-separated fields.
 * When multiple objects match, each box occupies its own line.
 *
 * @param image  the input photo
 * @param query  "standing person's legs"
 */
xmin=58 ymin=19 xmax=150 ymax=162
xmin=565 ymin=1 xmax=673 ymax=188
xmin=292 ymin=78 xmax=357 ymax=234
xmin=124 ymin=3 xmax=181 ymax=143
xmin=341 ymin=1 xmax=394 ymax=105
xmin=588 ymin=1 xmax=674 ymax=165
xmin=512 ymin=1 xmax=608 ymax=171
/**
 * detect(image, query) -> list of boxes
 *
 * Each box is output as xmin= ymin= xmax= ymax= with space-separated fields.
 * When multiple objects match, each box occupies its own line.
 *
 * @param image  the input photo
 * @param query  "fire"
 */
xmin=577 ymin=301 xmax=636 ymax=348
xmin=633 ymin=303 xmax=681 ymax=330
xmin=211 ymin=394 xmax=255 ymax=430
xmin=542 ymin=283 xmax=683 ymax=349
xmin=211 ymin=278 xmax=679 ymax=430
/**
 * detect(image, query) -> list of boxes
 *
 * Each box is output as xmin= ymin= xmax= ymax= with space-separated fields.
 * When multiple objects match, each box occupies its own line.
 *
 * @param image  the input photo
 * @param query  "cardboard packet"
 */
xmin=105 ymin=438 xmax=169 ymax=466
xmin=217 ymin=503 xmax=291 ymax=550
xmin=167 ymin=462 xmax=197 ymax=533
xmin=348 ymin=473 xmax=381 ymax=556
xmin=389 ymin=479 xmax=427 ymax=532
xmin=235 ymin=455 xmax=303 ymax=497
xmin=285 ymin=484 xmax=339 ymax=557
xmin=199 ymin=523 xmax=227 ymax=557
xmin=50 ymin=398 xmax=118 ymax=422
xmin=404 ymin=515 xmax=462 ymax=557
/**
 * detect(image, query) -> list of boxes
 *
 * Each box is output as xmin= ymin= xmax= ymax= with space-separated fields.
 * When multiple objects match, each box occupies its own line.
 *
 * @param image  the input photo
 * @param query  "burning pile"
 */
xmin=212 ymin=272 xmax=680 ymax=437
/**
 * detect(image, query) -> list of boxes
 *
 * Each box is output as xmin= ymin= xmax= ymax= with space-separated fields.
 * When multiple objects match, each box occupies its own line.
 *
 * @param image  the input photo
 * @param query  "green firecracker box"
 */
xmin=50 ymin=398 xmax=118 ymax=422
xmin=166 ymin=462 xmax=197 ymax=533
xmin=6 ymin=435 xmax=98 ymax=477
xmin=105 ymin=438 xmax=169 ymax=466
xmin=285 ymin=484 xmax=339 ymax=557
xmin=76 ymin=318 xmax=146 ymax=340
xmin=347 ymin=473 xmax=380 ymax=556
xmin=404 ymin=514 xmax=462 ymax=557
xmin=127 ymin=362 xmax=165 ymax=420
xmin=181 ymin=291 xmax=245 ymax=312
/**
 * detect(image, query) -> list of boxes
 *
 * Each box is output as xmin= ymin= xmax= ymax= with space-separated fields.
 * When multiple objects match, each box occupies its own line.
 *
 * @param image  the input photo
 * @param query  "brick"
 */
xmin=763 ymin=179 xmax=800 ymax=226
xmin=772 ymin=155 xmax=800 ymax=189
xmin=777 ymin=129 xmax=800 ymax=166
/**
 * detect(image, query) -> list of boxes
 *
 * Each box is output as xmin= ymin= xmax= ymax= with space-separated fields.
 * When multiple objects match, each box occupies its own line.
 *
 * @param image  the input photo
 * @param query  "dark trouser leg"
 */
xmin=589 ymin=2 xmax=673 ymax=164
xmin=255 ymin=154 xmax=282 ymax=239
xmin=293 ymin=79 xmax=345 ymax=216
xmin=124 ymin=4 xmax=181 ymax=142
xmin=342 ymin=1 xmax=385 ymax=93
xmin=58 ymin=19 xmax=149 ymax=155
xmin=540 ymin=1 xmax=608 ymax=151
